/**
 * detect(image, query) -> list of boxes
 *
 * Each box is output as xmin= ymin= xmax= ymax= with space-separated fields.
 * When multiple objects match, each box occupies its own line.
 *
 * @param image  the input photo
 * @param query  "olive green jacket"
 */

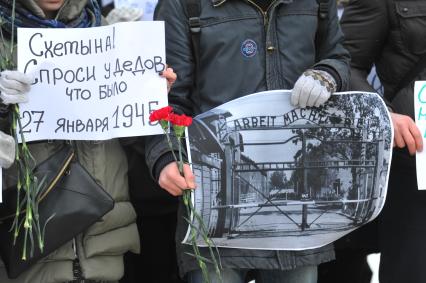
xmin=0 ymin=1 xmax=139 ymax=282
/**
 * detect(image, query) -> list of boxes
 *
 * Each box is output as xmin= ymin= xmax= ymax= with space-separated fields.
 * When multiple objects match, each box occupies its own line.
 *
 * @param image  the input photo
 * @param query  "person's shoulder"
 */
xmin=341 ymin=0 xmax=387 ymax=22
xmin=158 ymin=0 xmax=186 ymax=8
xmin=347 ymin=0 xmax=386 ymax=10
xmin=156 ymin=0 xmax=186 ymax=15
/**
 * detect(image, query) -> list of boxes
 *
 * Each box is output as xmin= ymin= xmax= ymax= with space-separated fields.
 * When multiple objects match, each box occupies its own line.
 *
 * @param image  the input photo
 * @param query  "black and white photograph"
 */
xmin=185 ymin=90 xmax=392 ymax=250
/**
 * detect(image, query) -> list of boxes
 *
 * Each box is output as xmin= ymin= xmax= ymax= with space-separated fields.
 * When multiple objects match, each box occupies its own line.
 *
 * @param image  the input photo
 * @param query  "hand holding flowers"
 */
xmin=159 ymin=161 xmax=195 ymax=196
xmin=150 ymin=106 xmax=195 ymax=194
xmin=149 ymin=106 xmax=222 ymax=283
xmin=154 ymin=107 xmax=196 ymax=196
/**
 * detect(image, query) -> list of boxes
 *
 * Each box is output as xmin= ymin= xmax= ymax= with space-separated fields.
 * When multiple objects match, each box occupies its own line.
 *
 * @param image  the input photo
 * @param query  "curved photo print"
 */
xmin=184 ymin=90 xmax=392 ymax=250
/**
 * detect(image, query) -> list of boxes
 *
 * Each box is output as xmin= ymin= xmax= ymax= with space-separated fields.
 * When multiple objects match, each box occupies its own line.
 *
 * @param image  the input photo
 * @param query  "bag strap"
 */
xmin=186 ymin=0 xmax=201 ymax=65
xmin=315 ymin=0 xmax=329 ymax=47
xmin=185 ymin=0 xmax=202 ymax=108
xmin=392 ymin=53 xmax=426 ymax=99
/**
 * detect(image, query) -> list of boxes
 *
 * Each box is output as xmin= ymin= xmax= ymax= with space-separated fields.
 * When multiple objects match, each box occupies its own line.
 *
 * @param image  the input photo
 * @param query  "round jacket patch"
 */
xmin=241 ymin=39 xmax=257 ymax=58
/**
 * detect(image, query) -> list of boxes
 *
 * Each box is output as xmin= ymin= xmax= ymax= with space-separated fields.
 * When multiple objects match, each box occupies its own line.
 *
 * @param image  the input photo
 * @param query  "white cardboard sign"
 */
xmin=17 ymin=21 xmax=167 ymax=142
xmin=415 ymin=81 xmax=426 ymax=190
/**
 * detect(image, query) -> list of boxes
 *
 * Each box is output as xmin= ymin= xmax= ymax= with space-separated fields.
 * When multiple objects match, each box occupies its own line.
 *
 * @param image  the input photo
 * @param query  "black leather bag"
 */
xmin=0 ymin=144 xmax=114 ymax=278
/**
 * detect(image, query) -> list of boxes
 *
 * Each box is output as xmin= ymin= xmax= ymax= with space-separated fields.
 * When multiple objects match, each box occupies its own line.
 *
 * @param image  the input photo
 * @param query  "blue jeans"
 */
xmin=187 ymin=265 xmax=317 ymax=283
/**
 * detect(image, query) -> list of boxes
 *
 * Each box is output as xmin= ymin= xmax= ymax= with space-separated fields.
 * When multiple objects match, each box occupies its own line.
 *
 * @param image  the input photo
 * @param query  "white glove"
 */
xmin=0 ymin=130 xmax=15 ymax=168
xmin=291 ymin=69 xmax=337 ymax=108
xmin=0 ymin=70 xmax=33 ymax=105
xmin=106 ymin=7 xmax=143 ymax=24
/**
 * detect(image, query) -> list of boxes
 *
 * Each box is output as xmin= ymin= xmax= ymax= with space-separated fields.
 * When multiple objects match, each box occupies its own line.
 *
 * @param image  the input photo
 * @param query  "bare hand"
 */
xmin=391 ymin=112 xmax=423 ymax=155
xmin=160 ymin=67 xmax=177 ymax=93
xmin=158 ymin=162 xmax=196 ymax=196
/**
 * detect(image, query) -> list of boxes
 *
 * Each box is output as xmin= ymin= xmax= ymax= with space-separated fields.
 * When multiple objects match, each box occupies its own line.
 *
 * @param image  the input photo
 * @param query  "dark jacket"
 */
xmin=341 ymin=1 xmax=426 ymax=282
xmin=341 ymin=0 xmax=426 ymax=120
xmin=122 ymin=137 xmax=179 ymax=216
xmin=149 ymin=0 xmax=350 ymax=276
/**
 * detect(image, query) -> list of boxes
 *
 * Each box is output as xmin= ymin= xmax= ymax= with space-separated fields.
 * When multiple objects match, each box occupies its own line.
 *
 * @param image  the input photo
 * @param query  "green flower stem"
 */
xmin=22 ymin=224 xmax=28 ymax=260
xmin=160 ymin=121 xmax=179 ymax=163
xmin=10 ymin=105 xmax=43 ymax=259
xmin=10 ymin=110 xmax=21 ymax=243
xmin=184 ymin=201 xmax=210 ymax=283
xmin=10 ymin=0 xmax=16 ymax=53
xmin=1 ymin=1 xmax=45 ymax=259
xmin=159 ymin=119 xmax=222 ymax=283
xmin=176 ymin=131 xmax=222 ymax=283
xmin=177 ymin=137 xmax=184 ymax=174
xmin=183 ymin=187 xmax=222 ymax=279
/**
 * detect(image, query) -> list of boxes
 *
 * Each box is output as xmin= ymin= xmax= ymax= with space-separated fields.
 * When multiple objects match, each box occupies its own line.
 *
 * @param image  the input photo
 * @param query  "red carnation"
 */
xmin=149 ymin=106 xmax=173 ymax=122
xmin=169 ymin=113 xmax=193 ymax=127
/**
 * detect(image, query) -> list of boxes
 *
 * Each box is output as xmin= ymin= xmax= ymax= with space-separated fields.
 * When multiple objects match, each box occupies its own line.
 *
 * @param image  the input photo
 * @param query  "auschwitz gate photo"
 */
xmin=185 ymin=90 xmax=392 ymax=250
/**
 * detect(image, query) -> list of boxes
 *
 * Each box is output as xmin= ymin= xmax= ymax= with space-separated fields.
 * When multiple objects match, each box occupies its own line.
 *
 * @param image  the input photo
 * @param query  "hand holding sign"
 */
xmin=391 ymin=112 xmax=423 ymax=155
xmin=160 ymin=67 xmax=177 ymax=93
xmin=0 ymin=70 xmax=32 ymax=104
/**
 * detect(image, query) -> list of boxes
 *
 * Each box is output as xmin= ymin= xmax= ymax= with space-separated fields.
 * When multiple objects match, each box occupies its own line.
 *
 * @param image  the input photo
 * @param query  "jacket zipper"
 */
xmin=245 ymin=0 xmax=276 ymax=91
xmin=245 ymin=0 xmax=275 ymax=28
xmin=213 ymin=0 xmax=227 ymax=7
xmin=69 ymin=141 xmax=80 ymax=274
xmin=37 ymin=152 xmax=74 ymax=201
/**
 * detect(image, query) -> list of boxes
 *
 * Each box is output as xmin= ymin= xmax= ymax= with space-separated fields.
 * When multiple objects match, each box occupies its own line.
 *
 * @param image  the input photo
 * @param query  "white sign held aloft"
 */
xmin=414 ymin=81 xmax=426 ymax=190
xmin=17 ymin=21 xmax=167 ymax=142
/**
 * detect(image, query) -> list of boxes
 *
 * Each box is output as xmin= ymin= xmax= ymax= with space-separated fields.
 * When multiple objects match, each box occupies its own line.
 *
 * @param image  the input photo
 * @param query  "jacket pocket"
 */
xmin=396 ymin=1 xmax=426 ymax=54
